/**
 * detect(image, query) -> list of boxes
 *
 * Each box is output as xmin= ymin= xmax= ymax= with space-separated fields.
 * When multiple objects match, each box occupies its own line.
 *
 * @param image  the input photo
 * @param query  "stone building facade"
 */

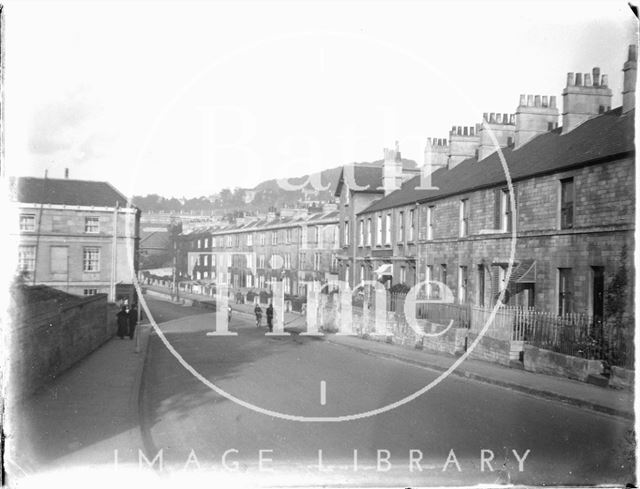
xmin=344 ymin=46 xmax=635 ymax=321
xmin=11 ymin=177 xmax=140 ymax=302
xmin=176 ymin=209 xmax=339 ymax=297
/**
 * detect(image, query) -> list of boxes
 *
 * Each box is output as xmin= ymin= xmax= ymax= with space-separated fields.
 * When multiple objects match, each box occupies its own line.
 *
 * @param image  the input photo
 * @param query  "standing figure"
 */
xmin=116 ymin=306 xmax=128 ymax=339
xmin=254 ymin=304 xmax=263 ymax=327
xmin=266 ymin=303 xmax=274 ymax=332
xmin=128 ymin=303 xmax=138 ymax=340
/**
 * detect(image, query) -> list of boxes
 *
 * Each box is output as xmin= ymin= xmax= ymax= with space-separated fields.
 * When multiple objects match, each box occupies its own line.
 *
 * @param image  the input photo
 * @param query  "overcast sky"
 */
xmin=4 ymin=1 xmax=637 ymax=199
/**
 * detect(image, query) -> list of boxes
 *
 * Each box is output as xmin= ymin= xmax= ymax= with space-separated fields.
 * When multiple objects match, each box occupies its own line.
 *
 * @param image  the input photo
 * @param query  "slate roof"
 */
xmin=361 ymin=107 xmax=634 ymax=215
xmin=11 ymin=177 xmax=130 ymax=208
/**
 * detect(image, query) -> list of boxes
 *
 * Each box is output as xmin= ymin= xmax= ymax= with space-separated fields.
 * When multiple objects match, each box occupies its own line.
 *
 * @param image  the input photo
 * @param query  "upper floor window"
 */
xmin=259 ymin=233 xmax=266 ymax=245
xmin=20 ymin=214 xmax=36 ymax=232
xmin=272 ymin=231 xmax=278 ymax=245
xmin=83 ymin=247 xmax=100 ymax=272
xmin=344 ymin=221 xmax=350 ymax=246
xmin=314 ymin=252 xmax=321 ymax=271
xmin=376 ymin=215 xmax=382 ymax=245
xmin=384 ymin=213 xmax=391 ymax=245
xmin=459 ymin=199 xmax=469 ymax=237
xmin=427 ymin=206 xmax=434 ymax=240
xmin=358 ymin=220 xmax=364 ymax=247
xmin=408 ymin=209 xmax=415 ymax=241
xmin=286 ymin=229 xmax=292 ymax=244
xmin=366 ymin=218 xmax=372 ymax=246
xmin=284 ymin=253 xmax=291 ymax=269
xmin=400 ymin=266 xmax=406 ymax=284
xmin=560 ymin=178 xmax=574 ymax=229
xmin=259 ymin=255 xmax=266 ymax=268
xmin=18 ymin=245 xmax=36 ymax=271
xmin=397 ymin=211 xmax=404 ymax=242
xmin=494 ymin=188 xmax=514 ymax=232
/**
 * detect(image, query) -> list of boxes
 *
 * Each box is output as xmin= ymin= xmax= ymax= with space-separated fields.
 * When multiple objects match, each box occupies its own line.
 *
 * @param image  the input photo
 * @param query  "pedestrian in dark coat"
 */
xmin=266 ymin=303 xmax=274 ymax=332
xmin=128 ymin=304 xmax=138 ymax=340
xmin=116 ymin=306 xmax=128 ymax=339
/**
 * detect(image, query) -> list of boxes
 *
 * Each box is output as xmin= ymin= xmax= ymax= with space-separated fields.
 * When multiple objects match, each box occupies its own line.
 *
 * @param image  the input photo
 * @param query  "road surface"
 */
xmin=139 ymin=297 xmax=635 ymax=486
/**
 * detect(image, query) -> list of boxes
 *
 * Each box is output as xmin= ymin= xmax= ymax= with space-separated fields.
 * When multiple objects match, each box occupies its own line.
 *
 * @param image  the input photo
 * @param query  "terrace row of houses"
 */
xmin=175 ymin=208 xmax=340 ymax=296
xmin=335 ymin=45 xmax=636 ymax=322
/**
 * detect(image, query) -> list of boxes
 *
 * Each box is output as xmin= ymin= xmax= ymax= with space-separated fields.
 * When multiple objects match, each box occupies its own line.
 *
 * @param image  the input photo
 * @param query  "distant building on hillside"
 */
xmin=10 ymin=176 xmax=141 ymax=302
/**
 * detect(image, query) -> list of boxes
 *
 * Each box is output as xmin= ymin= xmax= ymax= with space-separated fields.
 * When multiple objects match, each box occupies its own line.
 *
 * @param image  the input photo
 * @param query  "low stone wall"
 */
xmin=523 ymin=344 xmax=603 ymax=382
xmin=420 ymin=327 xmax=468 ymax=356
xmin=10 ymin=294 xmax=114 ymax=399
xmin=466 ymin=332 xmax=513 ymax=366
xmin=609 ymin=366 xmax=635 ymax=390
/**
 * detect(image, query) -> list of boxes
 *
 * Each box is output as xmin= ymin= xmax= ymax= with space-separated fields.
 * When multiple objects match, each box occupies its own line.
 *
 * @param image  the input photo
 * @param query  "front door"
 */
xmin=592 ymin=267 xmax=605 ymax=323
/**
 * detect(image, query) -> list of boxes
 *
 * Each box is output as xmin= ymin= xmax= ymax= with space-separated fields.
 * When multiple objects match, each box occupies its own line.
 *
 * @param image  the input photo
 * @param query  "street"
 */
xmin=140 ymin=297 xmax=634 ymax=486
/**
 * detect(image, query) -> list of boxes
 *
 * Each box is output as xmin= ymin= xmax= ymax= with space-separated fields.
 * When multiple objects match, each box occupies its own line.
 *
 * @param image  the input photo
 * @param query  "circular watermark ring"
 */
xmin=126 ymin=30 xmax=518 ymax=422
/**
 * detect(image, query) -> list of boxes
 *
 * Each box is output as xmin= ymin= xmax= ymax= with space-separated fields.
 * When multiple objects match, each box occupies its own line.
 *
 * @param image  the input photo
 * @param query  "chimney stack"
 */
xmin=562 ymin=66 xmax=612 ymax=133
xmin=382 ymin=141 xmax=403 ymax=195
xmin=514 ymin=93 xmax=559 ymax=149
xmin=623 ymin=44 xmax=637 ymax=113
xmin=477 ymin=110 xmax=515 ymax=161
xmin=64 ymin=168 xmax=69 ymax=179
xmin=447 ymin=125 xmax=480 ymax=168
xmin=424 ymin=136 xmax=449 ymax=172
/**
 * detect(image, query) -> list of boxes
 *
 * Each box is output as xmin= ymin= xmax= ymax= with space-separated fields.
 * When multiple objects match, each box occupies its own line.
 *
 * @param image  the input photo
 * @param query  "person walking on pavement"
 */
xmin=266 ymin=303 xmax=274 ymax=332
xmin=128 ymin=303 xmax=138 ymax=340
xmin=116 ymin=305 xmax=128 ymax=339
xmin=227 ymin=305 xmax=232 ymax=324
xmin=254 ymin=303 xmax=263 ymax=327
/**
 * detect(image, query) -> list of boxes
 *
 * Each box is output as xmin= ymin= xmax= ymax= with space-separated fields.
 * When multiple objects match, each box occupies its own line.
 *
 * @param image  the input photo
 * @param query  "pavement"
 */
xmin=6 ymin=321 xmax=155 ymax=480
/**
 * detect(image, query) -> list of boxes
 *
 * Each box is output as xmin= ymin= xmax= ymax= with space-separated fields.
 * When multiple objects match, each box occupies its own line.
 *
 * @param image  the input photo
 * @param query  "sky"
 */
xmin=4 ymin=1 xmax=638 ymax=199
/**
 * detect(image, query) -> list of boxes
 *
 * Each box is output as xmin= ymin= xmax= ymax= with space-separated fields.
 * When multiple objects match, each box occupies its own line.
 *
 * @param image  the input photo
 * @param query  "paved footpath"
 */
xmin=7 ymin=323 xmax=153 ymax=480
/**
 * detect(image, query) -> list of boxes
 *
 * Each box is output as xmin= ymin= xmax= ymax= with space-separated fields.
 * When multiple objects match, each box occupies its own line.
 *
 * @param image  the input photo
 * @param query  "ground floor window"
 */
xmin=18 ymin=246 xmax=36 ymax=272
xmin=83 ymin=288 xmax=98 ymax=296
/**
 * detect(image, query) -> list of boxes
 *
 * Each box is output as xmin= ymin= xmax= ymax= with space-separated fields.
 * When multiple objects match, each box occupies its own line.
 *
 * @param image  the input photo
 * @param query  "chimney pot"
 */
xmin=470 ymin=127 xmax=475 ymax=136
xmin=601 ymin=74 xmax=608 ymax=87
xmin=534 ymin=95 xmax=541 ymax=107
xmin=527 ymin=95 xmax=534 ymax=106
xmin=483 ymin=112 xmax=488 ymax=121
xmin=629 ymin=44 xmax=637 ymax=62
xmin=463 ymin=126 xmax=468 ymax=136
xmin=542 ymin=96 xmax=548 ymax=107
xmin=567 ymin=72 xmax=575 ymax=86
xmin=489 ymin=113 xmax=495 ymax=123
xmin=592 ymin=67 xmax=600 ymax=86
xmin=451 ymin=125 xmax=456 ymax=133
xmin=550 ymin=95 xmax=557 ymax=108
xmin=457 ymin=126 xmax=462 ymax=135
xmin=575 ymin=73 xmax=583 ymax=85
xmin=519 ymin=94 xmax=526 ymax=106
xmin=510 ymin=114 xmax=515 ymax=124
xmin=584 ymin=73 xmax=591 ymax=86
xmin=64 ymin=168 xmax=69 ymax=179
